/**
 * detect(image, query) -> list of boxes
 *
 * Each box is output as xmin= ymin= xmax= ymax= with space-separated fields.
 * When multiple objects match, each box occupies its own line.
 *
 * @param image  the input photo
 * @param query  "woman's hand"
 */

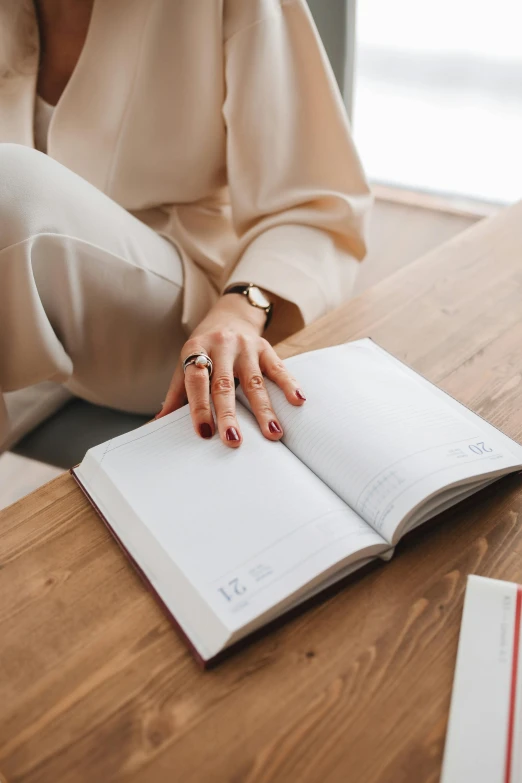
xmin=156 ymin=293 xmax=306 ymax=447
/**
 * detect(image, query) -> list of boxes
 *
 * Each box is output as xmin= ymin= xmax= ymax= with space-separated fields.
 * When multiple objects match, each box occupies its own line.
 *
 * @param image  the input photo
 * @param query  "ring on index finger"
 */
xmin=183 ymin=352 xmax=214 ymax=379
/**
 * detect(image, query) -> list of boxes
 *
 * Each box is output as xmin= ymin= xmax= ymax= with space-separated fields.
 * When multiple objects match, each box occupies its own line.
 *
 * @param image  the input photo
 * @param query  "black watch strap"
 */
xmin=225 ymin=284 xmax=251 ymax=296
xmin=223 ymin=283 xmax=274 ymax=330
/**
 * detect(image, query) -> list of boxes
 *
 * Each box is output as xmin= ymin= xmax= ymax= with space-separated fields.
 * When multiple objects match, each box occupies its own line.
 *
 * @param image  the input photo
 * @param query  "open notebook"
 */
xmin=72 ymin=339 xmax=522 ymax=665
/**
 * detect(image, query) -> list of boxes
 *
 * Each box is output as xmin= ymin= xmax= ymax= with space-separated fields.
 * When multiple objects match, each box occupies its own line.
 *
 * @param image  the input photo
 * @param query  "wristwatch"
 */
xmin=223 ymin=283 xmax=274 ymax=329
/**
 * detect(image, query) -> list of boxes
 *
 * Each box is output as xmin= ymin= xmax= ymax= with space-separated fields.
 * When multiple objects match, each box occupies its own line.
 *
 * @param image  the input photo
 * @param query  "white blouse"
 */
xmin=34 ymin=96 xmax=55 ymax=154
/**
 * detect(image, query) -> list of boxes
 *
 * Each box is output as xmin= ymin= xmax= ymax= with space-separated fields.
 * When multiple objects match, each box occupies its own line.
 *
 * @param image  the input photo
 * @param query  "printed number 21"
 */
xmin=469 ymin=442 xmax=493 ymax=455
xmin=218 ymin=578 xmax=247 ymax=602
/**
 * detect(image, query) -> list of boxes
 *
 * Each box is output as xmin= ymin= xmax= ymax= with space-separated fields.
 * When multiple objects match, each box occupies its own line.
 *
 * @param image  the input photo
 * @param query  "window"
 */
xmin=353 ymin=0 xmax=522 ymax=204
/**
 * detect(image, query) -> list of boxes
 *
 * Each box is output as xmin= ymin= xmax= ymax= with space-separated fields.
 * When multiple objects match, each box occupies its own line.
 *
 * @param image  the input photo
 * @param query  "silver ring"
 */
xmin=183 ymin=352 xmax=213 ymax=379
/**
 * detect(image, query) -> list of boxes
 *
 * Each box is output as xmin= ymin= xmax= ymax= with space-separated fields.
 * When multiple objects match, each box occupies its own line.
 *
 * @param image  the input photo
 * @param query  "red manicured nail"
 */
xmin=268 ymin=421 xmax=282 ymax=434
xmin=199 ymin=423 xmax=213 ymax=439
xmin=295 ymin=389 xmax=306 ymax=401
xmin=226 ymin=427 xmax=240 ymax=442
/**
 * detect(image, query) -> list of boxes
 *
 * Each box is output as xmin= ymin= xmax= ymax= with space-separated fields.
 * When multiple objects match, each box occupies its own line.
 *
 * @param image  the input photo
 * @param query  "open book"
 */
xmin=72 ymin=339 xmax=522 ymax=665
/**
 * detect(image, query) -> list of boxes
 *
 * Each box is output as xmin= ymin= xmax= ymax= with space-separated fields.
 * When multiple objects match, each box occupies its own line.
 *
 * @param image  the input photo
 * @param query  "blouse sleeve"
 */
xmin=222 ymin=0 xmax=373 ymax=329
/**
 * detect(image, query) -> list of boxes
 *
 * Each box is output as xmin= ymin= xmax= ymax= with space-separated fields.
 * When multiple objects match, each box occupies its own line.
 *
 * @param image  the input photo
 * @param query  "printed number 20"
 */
xmin=469 ymin=442 xmax=493 ymax=455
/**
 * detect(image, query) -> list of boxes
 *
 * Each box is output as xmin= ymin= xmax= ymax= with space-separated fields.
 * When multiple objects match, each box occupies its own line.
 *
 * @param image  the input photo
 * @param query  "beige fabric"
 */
xmin=0 ymin=144 xmax=189 ymax=447
xmin=5 ymin=102 xmax=61 ymax=447
xmin=0 ymin=0 xmax=371 ymax=335
xmin=33 ymin=95 xmax=55 ymax=154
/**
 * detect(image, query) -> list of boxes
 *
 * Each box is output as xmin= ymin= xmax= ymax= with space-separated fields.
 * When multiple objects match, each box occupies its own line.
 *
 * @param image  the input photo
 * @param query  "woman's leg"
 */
xmin=0 ymin=144 xmax=194 ymax=446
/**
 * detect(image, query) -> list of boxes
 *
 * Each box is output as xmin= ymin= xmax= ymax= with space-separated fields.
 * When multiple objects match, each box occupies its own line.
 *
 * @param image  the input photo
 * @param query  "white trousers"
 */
xmin=0 ymin=143 xmax=189 ymax=447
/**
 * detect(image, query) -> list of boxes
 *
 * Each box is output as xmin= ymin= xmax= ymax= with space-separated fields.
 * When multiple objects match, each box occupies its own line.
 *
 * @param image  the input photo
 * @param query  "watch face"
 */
xmin=247 ymin=286 xmax=270 ymax=309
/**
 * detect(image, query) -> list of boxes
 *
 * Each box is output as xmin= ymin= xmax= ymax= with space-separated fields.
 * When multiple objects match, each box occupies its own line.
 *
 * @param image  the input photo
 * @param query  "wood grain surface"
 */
xmin=2 ymin=202 xmax=522 ymax=783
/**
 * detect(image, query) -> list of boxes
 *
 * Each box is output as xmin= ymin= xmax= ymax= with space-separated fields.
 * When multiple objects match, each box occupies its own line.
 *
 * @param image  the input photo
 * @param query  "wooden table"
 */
xmin=2 ymin=203 xmax=522 ymax=783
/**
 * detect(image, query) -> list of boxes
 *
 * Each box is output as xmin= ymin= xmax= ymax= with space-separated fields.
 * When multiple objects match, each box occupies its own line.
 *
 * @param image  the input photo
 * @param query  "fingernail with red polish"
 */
xmin=199 ymin=423 xmax=213 ymax=439
xmin=226 ymin=427 xmax=240 ymax=442
xmin=295 ymin=389 xmax=306 ymax=401
xmin=269 ymin=421 xmax=282 ymax=434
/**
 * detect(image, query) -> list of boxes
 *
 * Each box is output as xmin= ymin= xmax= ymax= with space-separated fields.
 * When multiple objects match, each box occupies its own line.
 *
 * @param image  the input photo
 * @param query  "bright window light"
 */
xmin=353 ymin=0 xmax=522 ymax=204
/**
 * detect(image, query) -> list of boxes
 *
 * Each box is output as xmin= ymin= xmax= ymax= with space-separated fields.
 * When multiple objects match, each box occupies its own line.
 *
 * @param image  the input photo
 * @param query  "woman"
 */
xmin=0 ymin=0 xmax=371 ymax=450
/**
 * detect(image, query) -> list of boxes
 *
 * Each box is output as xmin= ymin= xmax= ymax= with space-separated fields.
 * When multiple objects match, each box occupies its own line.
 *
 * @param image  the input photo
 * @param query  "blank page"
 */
xmin=262 ymin=340 xmax=522 ymax=545
xmin=77 ymin=402 xmax=386 ymax=637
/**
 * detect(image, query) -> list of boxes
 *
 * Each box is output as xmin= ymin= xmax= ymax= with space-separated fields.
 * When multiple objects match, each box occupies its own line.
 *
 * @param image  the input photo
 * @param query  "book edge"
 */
xmin=70 ymin=467 xmax=209 ymax=669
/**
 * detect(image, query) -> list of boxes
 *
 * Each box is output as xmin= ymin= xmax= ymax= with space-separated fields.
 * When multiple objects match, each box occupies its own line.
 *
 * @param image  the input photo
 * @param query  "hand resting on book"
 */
xmin=155 ymin=291 xmax=306 ymax=448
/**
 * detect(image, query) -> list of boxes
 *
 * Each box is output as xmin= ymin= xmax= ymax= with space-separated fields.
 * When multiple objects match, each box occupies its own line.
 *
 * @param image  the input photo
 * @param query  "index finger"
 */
xmin=260 ymin=345 xmax=306 ymax=405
